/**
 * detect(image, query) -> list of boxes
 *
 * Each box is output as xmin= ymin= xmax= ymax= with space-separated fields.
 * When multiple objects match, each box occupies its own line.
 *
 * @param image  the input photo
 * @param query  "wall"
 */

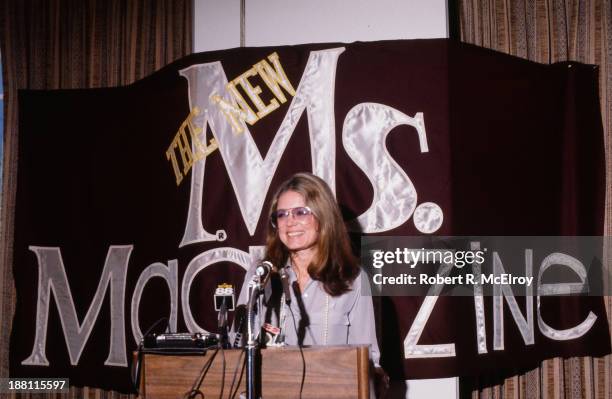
xmin=194 ymin=0 xmax=448 ymax=52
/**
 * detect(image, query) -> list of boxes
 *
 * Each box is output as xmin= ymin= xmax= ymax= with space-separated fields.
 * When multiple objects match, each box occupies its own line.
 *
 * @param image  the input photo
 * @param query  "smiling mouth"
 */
xmin=287 ymin=232 xmax=304 ymax=237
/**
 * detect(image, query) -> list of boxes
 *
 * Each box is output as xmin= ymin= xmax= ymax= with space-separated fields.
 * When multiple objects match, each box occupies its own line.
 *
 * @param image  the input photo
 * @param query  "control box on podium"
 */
xmin=137 ymin=345 xmax=370 ymax=399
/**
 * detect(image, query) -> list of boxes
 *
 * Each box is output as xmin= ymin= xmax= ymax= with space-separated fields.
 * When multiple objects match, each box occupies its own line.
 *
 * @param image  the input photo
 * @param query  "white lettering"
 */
xmin=492 ymin=251 xmax=534 ymax=350
xmin=179 ymin=48 xmax=345 ymax=241
xmin=404 ymin=262 xmax=455 ymax=358
xmin=537 ymin=253 xmax=596 ymax=340
xmin=343 ymin=103 xmax=433 ymax=233
xmin=23 ymin=246 xmax=132 ymax=366
xmin=130 ymin=260 xmax=178 ymax=344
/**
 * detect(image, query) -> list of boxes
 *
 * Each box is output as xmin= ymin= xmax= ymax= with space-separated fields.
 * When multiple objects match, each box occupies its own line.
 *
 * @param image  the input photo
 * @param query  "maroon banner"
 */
xmin=10 ymin=39 xmax=610 ymax=392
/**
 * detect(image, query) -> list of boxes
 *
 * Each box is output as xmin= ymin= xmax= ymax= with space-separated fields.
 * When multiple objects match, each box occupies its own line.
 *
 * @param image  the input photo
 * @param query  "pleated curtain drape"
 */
xmin=456 ymin=1 xmax=612 ymax=398
xmin=0 ymin=0 xmax=192 ymax=397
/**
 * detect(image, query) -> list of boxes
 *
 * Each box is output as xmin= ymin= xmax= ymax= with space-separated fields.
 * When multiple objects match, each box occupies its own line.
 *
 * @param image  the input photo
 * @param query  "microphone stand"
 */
xmin=245 ymin=278 xmax=263 ymax=399
xmin=217 ymin=298 xmax=229 ymax=348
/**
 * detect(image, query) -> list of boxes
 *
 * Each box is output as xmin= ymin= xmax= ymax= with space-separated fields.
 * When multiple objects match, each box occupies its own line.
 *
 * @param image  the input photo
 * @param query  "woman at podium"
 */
xmin=235 ymin=172 xmax=387 ymax=396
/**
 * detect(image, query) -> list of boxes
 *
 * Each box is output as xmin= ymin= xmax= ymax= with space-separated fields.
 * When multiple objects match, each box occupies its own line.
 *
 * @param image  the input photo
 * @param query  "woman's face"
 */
xmin=275 ymin=190 xmax=319 ymax=253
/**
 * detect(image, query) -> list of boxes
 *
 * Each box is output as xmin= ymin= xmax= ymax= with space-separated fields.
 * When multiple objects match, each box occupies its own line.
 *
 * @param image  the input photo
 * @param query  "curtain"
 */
xmin=457 ymin=1 xmax=612 ymax=398
xmin=0 ymin=0 xmax=192 ymax=397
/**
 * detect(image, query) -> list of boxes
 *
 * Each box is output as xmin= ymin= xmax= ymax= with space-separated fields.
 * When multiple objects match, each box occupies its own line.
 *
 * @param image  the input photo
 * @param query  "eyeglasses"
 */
xmin=270 ymin=206 xmax=314 ymax=228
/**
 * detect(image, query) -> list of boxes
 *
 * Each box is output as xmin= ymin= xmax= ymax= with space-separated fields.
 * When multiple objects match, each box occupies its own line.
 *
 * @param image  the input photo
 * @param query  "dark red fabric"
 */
xmin=10 ymin=39 xmax=610 ymax=392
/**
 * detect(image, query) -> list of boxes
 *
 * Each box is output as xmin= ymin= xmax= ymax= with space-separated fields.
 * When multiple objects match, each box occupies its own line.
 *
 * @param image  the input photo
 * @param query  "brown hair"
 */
xmin=265 ymin=172 xmax=359 ymax=296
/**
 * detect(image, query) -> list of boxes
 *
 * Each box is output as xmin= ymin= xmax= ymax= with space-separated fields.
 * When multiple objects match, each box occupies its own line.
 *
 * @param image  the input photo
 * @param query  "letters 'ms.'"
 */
xmin=178 ymin=47 xmax=435 ymax=245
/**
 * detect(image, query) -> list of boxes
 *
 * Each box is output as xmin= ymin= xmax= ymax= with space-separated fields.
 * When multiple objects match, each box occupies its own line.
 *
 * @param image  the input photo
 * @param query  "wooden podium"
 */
xmin=137 ymin=345 xmax=370 ymax=398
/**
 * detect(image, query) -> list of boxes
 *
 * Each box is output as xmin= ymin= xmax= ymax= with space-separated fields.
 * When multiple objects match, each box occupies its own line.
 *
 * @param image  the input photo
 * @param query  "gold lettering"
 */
xmin=176 ymin=127 xmax=195 ymax=175
xmin=211 ymin=94 xmax=246 ymax=134
xmin=166 ymin=141 xmax=183 ymax=186
xmin=211 ymin=80 xmax=260 ymax=135
xmin=254 ymin=52 xmax=296 ymax=104
xmin=185 ymin=107 xmax=207 ymax=161
xmin=211 ymin=52 xmax=296 ymax=134
xmin=226 ymin=82 xmax=259 ymax=125
xmin=166 ymin=107 xmax=218 ymax=186
xmin=205 ymin=138 xmax=219 ymax=156
xmin=234 ymin=67 xmax=279 ymax=118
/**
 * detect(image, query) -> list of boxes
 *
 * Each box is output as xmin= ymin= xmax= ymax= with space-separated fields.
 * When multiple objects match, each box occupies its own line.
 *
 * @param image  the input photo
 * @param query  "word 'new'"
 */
xmin=211 ymin=52 xmax=296 ymax=134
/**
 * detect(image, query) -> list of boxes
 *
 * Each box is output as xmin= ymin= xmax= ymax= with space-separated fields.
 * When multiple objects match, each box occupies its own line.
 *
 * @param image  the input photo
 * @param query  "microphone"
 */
xmin=214 ymin=284 xmax=235 ymax=348
xmin=218 ymin=298 xmax=228 ymax=330
xmin=246 ymin=261 xmax=273 ymax=347
xmin=214 ymin=284 xmax=235 ymax=312
xmin=279 ymin=268 xmax=292 ymax=305
xmin=255 ymin=261 xmax=273 ymax=287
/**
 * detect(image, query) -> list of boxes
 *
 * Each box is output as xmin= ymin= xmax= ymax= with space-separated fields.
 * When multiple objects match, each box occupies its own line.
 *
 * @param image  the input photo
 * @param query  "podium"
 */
xmin=137 ymin=345 xmax=370 ymax=398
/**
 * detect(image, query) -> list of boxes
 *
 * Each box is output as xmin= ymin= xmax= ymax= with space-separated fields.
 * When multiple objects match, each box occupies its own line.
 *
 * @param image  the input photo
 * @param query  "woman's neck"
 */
xmin=290 ymin=247 xmax=316 ymax=275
